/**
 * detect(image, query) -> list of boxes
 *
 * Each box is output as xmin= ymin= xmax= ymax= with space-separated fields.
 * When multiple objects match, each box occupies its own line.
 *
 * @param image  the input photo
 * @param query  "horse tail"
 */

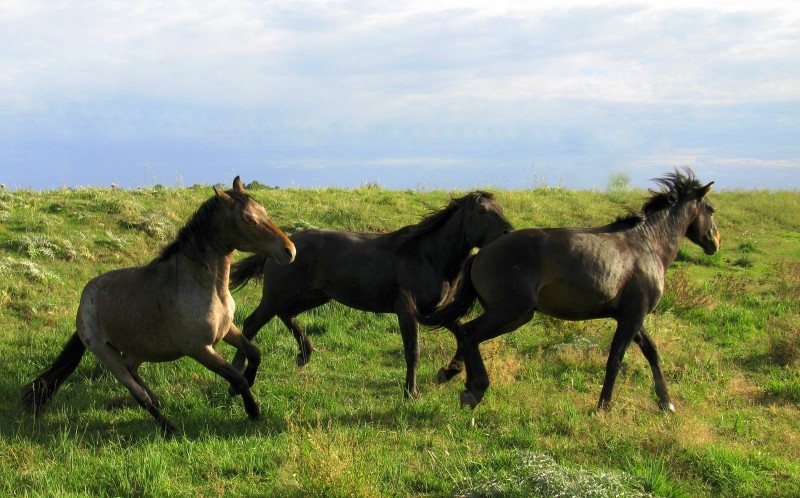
xmin=20 ymin=332 xmax=86 ymax=414
xmin=229 ymin=254 xmax=268 ymax=291
xmin=417 ymin=255 xmax=478 ymax=328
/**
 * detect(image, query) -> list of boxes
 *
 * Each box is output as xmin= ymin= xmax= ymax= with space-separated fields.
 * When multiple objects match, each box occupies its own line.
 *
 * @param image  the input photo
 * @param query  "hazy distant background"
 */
xmin=2 ymin=0 xmax=798 ymax=191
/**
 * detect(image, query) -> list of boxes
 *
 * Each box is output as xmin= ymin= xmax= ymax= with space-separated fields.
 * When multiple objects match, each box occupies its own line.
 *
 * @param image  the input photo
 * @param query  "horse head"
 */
xmin=685 ymin=182 xmax=721 ymax=255
xmin=216 ymin=177 xmax=296 ymax=264
xmin=461 ymin=191 xmax=514 ymax=248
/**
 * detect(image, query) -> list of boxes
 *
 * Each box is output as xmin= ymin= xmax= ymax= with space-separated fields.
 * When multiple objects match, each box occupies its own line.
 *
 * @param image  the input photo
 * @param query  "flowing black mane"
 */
xmin=612 ymin=168 xmax=703 ymax=229
xmin=154 ymin=189 xmax=251 ymax=263
xmin=385 ymin=191 xmax=495 ymax=248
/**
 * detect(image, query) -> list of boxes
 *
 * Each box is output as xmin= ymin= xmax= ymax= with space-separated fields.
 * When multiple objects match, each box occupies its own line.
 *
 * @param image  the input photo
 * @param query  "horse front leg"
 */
xmin=634 ymin=327 xmax=675 ymax=412
xmin=394 ymin=294 xmax=420 ymax=399
xmin=223 ymin=324 xmax=261 ymax=388
xmin=459 ymin=307 xmax=535 ymax=409
xmin=191 ymin=345 xmax=260 ymax=421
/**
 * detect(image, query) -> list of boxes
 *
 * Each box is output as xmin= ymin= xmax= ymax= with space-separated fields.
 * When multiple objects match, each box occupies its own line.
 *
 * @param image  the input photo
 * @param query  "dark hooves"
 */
xmin=436 ymin=368 xmax=450 ymax=385
xmin=159 ymin=420 xmax=178 ymax=435
xmin=296 ymin=354 xmax=310 ymax=368
xmin=459 ymin=390 xmax=480 ymax=410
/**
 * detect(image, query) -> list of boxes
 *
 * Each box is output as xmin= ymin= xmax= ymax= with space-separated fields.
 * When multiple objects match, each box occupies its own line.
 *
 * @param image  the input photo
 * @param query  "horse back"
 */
xmin=262 ymin=229 xmax=401 ymax=312
xmin=473 ymin=227 xmax=655 ymax=320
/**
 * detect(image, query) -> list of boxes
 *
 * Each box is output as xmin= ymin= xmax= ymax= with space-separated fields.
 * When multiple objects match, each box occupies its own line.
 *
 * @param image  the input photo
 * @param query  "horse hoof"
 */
xmin=296 ymin=355 xmax=309 ymax=368
xmin=660 ymin=402 xmax=676 ymax=414
xmin=460 ymin=391 xmax=479 ymax=410
xmin=437 ymin=368 xmax=449 ymax=385
xmin=160 ymin=420 xmax=178 ymax=435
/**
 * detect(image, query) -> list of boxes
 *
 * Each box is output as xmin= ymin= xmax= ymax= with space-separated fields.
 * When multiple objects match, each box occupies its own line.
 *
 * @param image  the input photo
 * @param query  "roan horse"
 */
xmin=20 ymin=177 xmax=296 ymax=433
xmin=420 ymin=169 xmax=721 ymax=411
xmin=229 ymin=191 xmax=513 ymax=398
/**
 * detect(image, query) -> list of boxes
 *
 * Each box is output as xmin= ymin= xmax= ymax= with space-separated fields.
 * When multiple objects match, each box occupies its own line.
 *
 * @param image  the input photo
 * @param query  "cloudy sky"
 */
xmin=1 ymin=0 xmax=798 ymax=191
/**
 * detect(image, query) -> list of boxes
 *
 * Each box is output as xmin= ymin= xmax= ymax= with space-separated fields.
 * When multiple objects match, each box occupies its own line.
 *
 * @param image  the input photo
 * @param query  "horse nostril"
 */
xmin=284 ymin=247 xmax=296 ymax=261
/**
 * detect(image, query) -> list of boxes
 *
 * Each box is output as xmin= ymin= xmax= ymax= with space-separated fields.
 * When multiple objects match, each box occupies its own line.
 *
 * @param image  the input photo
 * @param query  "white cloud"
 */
xmin=1 ymin=0 xmax=798 ymax=189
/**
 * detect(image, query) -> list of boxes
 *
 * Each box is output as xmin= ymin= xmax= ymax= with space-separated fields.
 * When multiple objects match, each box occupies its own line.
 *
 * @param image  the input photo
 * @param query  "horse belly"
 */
xmin=318 ymin=255 xmax=398 ymax=313
xmin=536 ymin=283 xmax=616 ymax=321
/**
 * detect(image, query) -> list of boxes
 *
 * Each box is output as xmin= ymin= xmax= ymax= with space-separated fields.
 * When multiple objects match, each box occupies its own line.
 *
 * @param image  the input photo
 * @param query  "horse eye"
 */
xmin=244 ymin=215 xmax=257 ymax=225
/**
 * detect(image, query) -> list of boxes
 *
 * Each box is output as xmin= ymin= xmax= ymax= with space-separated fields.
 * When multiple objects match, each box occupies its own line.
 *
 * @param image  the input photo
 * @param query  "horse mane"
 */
xmin=153 ymin=189 xmax=251 ymax=264
xmin=385 ymin=191 xmax=494 ymax=248
xmin=612 ymin=168 xmax=703 ymax=229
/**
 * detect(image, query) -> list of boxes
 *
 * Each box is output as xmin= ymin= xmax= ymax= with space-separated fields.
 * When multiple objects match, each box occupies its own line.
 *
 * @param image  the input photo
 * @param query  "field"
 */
xmin=1 ymin=181 xmax=798 ymax=497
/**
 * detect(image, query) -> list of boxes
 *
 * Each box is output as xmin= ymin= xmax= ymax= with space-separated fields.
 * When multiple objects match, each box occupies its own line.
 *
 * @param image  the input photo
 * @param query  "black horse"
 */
xmin=230 ymin=191 xmax=513 ymax=397
xmin=420 ymin=169 xmax=721 ymax=411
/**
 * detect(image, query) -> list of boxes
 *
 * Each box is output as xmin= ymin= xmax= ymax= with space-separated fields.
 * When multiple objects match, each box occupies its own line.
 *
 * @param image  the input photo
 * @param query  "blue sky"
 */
xmin=1 ymin=0 xmax=798 ymax=191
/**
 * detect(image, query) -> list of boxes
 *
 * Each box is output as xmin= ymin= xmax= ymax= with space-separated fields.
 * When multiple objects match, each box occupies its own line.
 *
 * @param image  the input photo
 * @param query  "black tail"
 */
xmin=20 ymin=332 xmax=86 ymax=414
xmin=230 ymin=254 xmax=268 ymax=291
xmin=417 ymin=255 xmax=478 ymax=328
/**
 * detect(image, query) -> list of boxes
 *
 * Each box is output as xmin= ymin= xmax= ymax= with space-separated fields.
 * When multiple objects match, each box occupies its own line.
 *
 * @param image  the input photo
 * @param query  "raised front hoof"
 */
xmin=459 ymin=390 xmax=481 ymax=410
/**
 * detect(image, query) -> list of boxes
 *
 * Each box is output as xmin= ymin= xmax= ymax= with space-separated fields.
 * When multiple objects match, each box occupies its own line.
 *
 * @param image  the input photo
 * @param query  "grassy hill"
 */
xmin=1 ymin=182 xmax=798 ymax=497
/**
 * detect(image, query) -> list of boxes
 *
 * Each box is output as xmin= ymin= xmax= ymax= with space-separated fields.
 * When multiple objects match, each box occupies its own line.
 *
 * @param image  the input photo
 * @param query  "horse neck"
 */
xmin=415 ymin=209 xmax=472 ymax=278
xmin=175 ymin=222 xmax=234 ymax=289
xmin=639 ymin=201 xmax=697 ymax=269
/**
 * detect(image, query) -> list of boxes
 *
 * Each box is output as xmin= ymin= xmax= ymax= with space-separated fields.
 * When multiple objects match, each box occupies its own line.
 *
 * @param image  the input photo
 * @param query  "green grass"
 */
xmin=1 ymin=185 xmax=799 ymax=496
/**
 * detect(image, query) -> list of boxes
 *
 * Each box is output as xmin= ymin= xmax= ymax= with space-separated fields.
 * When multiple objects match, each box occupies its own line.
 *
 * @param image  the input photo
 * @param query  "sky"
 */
xmin=1 ymin=0 xmax=799 ymax=191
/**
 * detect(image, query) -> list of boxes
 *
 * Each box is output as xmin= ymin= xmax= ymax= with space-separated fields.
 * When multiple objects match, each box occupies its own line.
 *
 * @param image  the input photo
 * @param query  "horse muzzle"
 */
xmin=703 ymin=231 xmax=721 ymax=255
xmin=275 ymin=241 xmax=296 ymax=265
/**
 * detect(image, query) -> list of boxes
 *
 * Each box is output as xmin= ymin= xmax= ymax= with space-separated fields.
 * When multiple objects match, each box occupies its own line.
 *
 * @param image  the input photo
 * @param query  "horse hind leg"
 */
xmin=107 ymin=357 xmax=164 ymax=410
xmin=91 ymin=345 xmax=177 ymax=434
xmin=459 ymin=305 xmax=536 ymax=409
xmin=437 ymin=324 xmax=464 ymax=384
xmin=280 ymin=294 xmax=330 ymax=367
xmin=279 ymin=314 xmax=314 ymax=367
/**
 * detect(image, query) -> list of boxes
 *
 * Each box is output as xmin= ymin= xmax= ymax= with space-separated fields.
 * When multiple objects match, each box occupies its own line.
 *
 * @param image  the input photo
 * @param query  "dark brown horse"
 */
xmin=229 ymin=191 xmax=513 ymax=398
xmin=20 ymin=177 xmax=296 ymax=433
xmin=420 ymin=169 xmax=721 ymax=411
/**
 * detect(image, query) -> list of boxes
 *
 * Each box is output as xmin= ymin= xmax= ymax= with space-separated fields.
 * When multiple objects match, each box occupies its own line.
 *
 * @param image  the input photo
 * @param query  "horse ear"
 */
xmin=214 ymin=186 xmax=232 ymax=203
xmin=698 ymin=181 xmax=714 ymax=197
xmin=232 ymin=176 xmax=245 ymax=192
